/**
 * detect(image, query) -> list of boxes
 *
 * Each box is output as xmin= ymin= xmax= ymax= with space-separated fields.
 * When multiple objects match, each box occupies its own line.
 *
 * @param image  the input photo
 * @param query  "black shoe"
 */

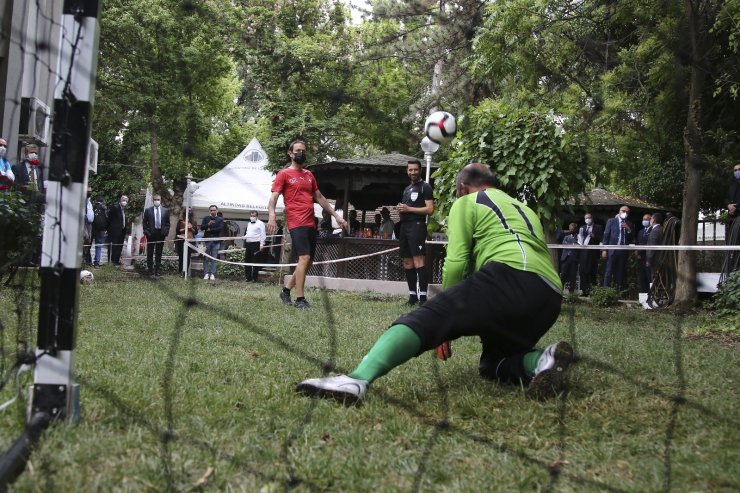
xmin=405 ymin=297 xmax=418 ymax=306
xmin=294 ymin=299 xmax=311 ymax=309
xmin=279 ymin=290 xmax=292 ymax=305
xmin=419 ymin=296 xmax=427 ymax=306
xmin=93 ymin=263 xmax=100 ymax=269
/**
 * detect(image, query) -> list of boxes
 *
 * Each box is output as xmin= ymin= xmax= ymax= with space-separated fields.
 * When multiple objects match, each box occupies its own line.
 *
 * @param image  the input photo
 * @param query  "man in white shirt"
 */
xmin=243 ymin=210 xmax=266 ymax=282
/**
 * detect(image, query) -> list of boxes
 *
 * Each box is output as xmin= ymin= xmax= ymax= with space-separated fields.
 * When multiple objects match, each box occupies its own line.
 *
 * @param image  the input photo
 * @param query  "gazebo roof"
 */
xmin=308 ymin=153 xmax=439 ymax=210
xmin=568 ymin=188 xmax=668 ymax=209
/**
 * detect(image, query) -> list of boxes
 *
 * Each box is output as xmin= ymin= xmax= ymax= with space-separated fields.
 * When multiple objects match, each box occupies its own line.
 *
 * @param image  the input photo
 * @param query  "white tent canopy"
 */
xmin=187 ymin=138 xmax=284 ymax=220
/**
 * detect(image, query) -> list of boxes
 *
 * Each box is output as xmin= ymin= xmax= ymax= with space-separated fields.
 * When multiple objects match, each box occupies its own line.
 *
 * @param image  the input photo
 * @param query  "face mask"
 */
xmin=0 ymin=147 xmax=6 ymax=158
xmin=642 ymin=220 xmax=650 ymax=228
xmin=28 ymin=153 xmax=39 ymax=165
xmin=619 ymin=212 xmax=628 ymax=220
xmin=250 ymin=217 xmax=257 ymax=223
xmin=734 ymin=170 xmax=740 ymax=179
xmin=121 ymin=201 xmax=128 ymax=207
xmin=585 ymin=218 xmax=592 ymax=225
xmin=293 ymin=151 xmax=306 ymax=164
xmin=153 ymin=200 xmax=161 ymax=206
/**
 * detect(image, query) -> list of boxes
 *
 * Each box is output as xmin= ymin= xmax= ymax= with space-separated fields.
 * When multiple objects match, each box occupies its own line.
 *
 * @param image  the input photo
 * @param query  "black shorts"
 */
xmin=393 ymin=262 xmax=562 ymax=357
xmin=399 ymin=221 xmax=427 ymax=258
xmin=289 ymin=226 xmax=317 ymax=259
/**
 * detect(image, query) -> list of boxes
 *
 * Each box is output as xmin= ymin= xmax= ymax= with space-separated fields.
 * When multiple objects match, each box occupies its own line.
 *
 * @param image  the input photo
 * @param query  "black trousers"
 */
xmin=393 ymin=262 xmax=562 ymax=384
xmin=578 ymin=250 xmax=599 ymax=295
xmin=146 ymin=229 xmax=165 ymax=273
xmin=636 ymin=257 xmax=651 ymax=292
xmin=243 ymin=241 xmax=261 ymax=280
xmin=109 ymin=232 xmax=124 ymax=264
xmin=560 ymin=253 xmax=579 ymax=293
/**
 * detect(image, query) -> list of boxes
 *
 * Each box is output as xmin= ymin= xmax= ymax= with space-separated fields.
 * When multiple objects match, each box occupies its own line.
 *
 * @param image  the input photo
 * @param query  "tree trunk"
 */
xmin=674 ymin=0 xmax=710 ymax=311
xmin=150 ymin=121 xmax=162 ymax=191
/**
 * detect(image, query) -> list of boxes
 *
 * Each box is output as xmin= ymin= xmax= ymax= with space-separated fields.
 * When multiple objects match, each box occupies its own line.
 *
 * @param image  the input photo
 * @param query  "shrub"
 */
xmin=710 ymin=271 xmax=740 ymax=324
xmin=589 ymin=286 xmax=620 ymax=307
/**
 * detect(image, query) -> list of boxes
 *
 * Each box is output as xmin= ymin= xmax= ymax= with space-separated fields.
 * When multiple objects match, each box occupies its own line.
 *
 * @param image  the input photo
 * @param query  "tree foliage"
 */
xmin=431 ymin=99 xmax=589 ymax=232
xmin=94 ymin=0 xmax=248 ymax=206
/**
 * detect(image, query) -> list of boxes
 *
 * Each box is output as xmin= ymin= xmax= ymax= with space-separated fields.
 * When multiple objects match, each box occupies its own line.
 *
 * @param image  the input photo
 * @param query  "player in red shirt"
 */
xmin=267 ymin=140 xmax=347 ymax=309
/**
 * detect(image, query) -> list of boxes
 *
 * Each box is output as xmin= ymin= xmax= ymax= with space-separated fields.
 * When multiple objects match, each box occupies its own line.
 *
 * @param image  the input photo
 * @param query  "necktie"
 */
xmin=30 ymin=167 xmax=36 ymax=191
xmin=618 ymin=221 xmax=624 ymax=245
xmin=155 ymin=207 xmax=160 ymax=229
xmin=122 ymin=207 xmax=126 ymax=230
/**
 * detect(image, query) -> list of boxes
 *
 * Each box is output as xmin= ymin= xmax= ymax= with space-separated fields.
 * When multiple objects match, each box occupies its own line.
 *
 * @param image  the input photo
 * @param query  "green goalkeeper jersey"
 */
xmin=442 ymin=188 xmax=562 ymax=291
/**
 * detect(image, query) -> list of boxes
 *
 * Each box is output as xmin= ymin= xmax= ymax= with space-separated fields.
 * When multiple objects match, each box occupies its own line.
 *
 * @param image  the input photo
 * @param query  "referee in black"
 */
xmin=397 ymin=159 xmax=434 ymax=305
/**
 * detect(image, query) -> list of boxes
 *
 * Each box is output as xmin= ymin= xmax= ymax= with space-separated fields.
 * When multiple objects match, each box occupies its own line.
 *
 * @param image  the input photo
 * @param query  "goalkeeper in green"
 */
xmin=296 ymin=163 xmax=572 ymax=403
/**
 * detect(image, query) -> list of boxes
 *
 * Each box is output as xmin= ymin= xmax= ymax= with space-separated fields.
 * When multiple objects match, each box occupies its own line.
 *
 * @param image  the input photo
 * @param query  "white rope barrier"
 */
xmin=190 ymin=240 xmax=400 ymax=268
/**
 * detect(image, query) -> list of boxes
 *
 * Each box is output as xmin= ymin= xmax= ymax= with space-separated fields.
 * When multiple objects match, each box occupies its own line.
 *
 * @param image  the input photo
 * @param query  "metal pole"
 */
xmin=32 ymin=0 xmax=101 ymax=424
xmin=425 ymin=151 xmax=432 ymax=186
xmin=183 ymin=175 xmax=191 ymax=278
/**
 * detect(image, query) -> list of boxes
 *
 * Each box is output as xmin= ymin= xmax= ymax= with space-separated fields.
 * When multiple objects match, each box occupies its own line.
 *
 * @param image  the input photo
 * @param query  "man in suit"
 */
xmin=635 ymin=212 xmax=653 ymax=304
xmin=577 ymin=212 xmax=603 ymax=296
xmin=644 ymin=213 xmax=664 ymax=309
xmin=560 ymin=223 xmax=580 ymax=294
xmin=108 ymin=195 xmax=129 ymax=265
xmin=601 ymin=205 xmax=634 ymax=291
xmin=143 ymin=194 xmax=170 ymax=276
xmin=12 ymin=144 xmax=44 ymax=194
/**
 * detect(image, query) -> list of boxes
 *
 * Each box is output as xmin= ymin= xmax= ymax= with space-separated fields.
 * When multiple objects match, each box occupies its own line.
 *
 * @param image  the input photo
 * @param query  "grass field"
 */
xmin=1 ymin=266 xmax=738 ymax=492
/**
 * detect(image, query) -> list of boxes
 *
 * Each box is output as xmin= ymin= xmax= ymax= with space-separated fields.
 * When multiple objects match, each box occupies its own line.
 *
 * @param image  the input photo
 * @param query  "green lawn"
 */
xmin=1 ymin=266 xmax=738 ymax=492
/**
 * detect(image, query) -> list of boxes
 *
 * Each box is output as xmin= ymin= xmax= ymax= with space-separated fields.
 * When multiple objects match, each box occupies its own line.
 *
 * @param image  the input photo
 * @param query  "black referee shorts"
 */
xmin=399 ymin=221 xmax=427 ymax=258
xmin=393 ymin=261 xmax=562 ymax=358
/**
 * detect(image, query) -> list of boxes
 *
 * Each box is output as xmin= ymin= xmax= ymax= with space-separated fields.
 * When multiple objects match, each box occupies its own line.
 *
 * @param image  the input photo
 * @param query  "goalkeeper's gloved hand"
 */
xmin=436 ymin=340 xmax=452 ymax=360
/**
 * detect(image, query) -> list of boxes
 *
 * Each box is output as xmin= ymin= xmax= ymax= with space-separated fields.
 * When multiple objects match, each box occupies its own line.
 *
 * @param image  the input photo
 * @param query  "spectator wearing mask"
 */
xmin=644 ymin=213 xmax=665 ymax=310
xmin=243 ymin=210 xmax=266 ymax=282
xmin=200 ymin=205 xmax=224 ymax=280
xmin=577 ymin=212 xmax=603 ymax=296
xmin=601 ymin=205 xmax=634 ymax=291
xmin=91 ymin=195 xmax=108 ymax=268
xmin=635 ymin=213 xmax=653 ymax=307
xmin=143 ymin=194 xmax=170 ymax=277
xmin=12 ymin=144 xmax=43 ymax=194
xmin=108 ymin=195 xmax=129 ymax=265
xmin=560 ymin=223 xmax=579 ymax=294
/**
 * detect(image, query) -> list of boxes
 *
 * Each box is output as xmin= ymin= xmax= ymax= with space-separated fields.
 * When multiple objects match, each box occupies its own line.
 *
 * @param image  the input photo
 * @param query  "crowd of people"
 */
xmin=4 ymin=132 xmax=738 ymax=303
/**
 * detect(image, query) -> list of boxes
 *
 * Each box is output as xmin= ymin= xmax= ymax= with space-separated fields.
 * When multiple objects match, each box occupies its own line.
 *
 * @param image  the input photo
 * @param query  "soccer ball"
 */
xmin=424 ymin=111 xmax=457 ymax=144
xmin=80 ymin=270 xmax=94 ymax=285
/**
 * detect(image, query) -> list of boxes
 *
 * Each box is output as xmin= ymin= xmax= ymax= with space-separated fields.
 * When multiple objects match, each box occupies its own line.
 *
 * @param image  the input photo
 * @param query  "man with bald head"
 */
xmin=296 ymin=163 xmax=573 ymax=404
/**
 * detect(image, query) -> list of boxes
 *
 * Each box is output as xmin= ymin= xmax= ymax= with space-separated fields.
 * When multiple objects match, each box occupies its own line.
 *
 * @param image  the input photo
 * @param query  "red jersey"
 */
xmin=272 ymin=167 xmax=319 ymax=230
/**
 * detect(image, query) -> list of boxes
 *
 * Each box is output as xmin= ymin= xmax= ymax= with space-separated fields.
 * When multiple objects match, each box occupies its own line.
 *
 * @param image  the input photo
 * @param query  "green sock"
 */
xmin=522 ymin=349 xmax=544 ymax=377
xmin=348 ymin=324 xmax=421 ymax=383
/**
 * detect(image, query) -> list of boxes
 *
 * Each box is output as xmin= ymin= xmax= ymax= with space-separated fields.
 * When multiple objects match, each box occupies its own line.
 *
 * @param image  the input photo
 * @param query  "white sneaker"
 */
xmin=527 ymin=341 xmax=574 ymax=400
xmin=210 ymin=274 xmax=216 ymax=280
xmin=203 ymin=274 xmax=210 ymax=280
xmin=296 ymin=374 xmax=369 ymax=404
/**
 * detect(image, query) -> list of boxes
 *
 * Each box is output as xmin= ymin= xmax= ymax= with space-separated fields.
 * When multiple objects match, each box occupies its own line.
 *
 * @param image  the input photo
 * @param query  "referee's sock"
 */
xmin=404 ymin=268 xmax=417 ymax=299
xmin=349 ymin=324 xmax=421 ymax=383
xmin=416 ymin=267 xmax=429 ymax=299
